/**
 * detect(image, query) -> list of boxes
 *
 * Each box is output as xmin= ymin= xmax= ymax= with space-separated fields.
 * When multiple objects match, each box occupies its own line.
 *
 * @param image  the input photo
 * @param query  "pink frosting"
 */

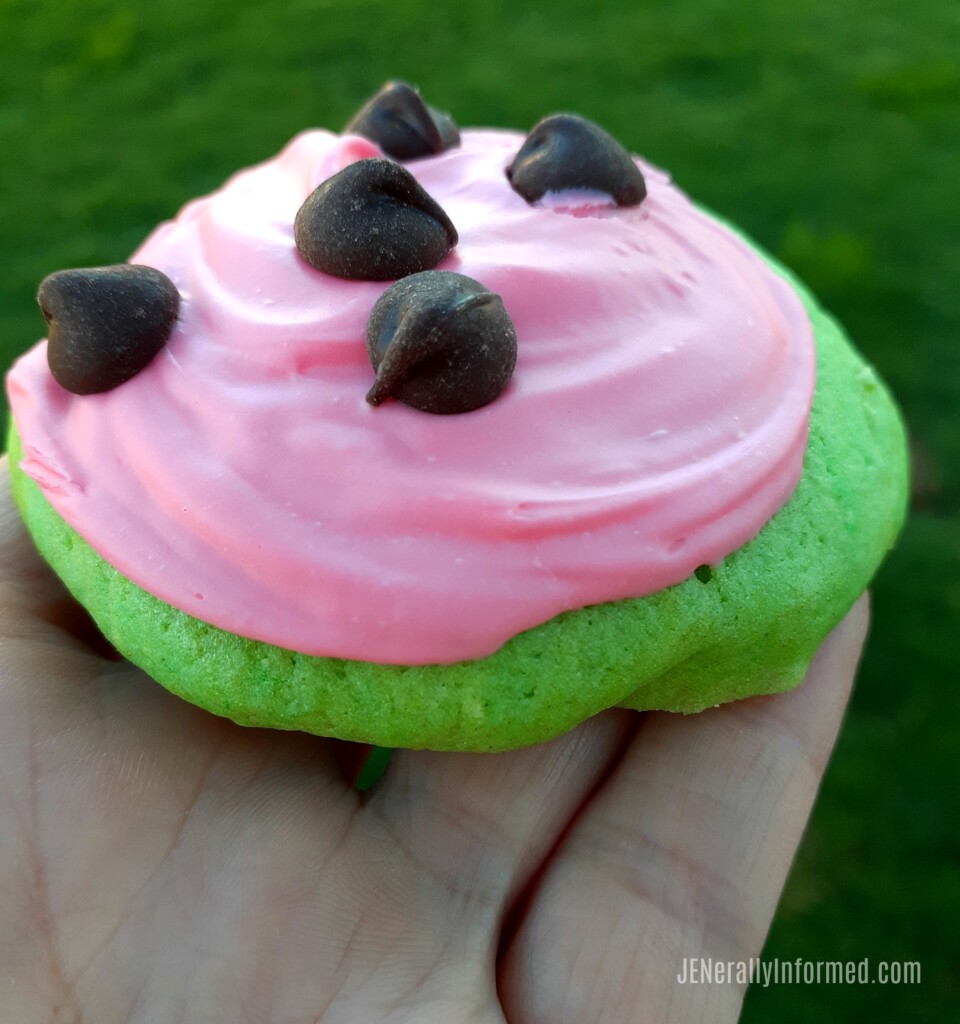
xmin=6 ymin=129 xmax=814 ymax=664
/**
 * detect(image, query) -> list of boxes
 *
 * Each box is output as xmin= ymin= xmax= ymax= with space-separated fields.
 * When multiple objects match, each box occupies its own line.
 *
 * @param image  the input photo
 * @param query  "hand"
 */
xmin=0 ymin=455 xmax=868 ymax=1023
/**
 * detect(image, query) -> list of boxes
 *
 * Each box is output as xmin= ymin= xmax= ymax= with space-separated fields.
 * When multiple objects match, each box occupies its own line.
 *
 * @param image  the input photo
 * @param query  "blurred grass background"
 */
xmin=0 ymin=0 xmax=956 ymax=1018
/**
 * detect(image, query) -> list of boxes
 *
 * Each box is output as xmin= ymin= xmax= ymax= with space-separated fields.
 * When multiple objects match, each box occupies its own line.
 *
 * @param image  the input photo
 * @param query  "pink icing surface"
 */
xmin=6 ymin=129 xmax=814 ymax=664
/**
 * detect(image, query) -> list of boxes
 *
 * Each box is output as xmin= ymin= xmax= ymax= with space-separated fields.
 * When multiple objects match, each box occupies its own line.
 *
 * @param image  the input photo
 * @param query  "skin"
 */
xmin=0 ymin=454 xmax=869 ymax=1023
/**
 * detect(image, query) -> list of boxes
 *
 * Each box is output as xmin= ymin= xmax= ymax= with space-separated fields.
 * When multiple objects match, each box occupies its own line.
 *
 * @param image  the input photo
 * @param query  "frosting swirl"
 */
xmin=6 ymin=129 xmax=815 ymax=663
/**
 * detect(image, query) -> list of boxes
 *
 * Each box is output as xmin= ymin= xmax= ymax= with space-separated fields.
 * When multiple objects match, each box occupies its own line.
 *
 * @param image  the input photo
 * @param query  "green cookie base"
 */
xmin=7 ymin=247 xmax=908 ymax=751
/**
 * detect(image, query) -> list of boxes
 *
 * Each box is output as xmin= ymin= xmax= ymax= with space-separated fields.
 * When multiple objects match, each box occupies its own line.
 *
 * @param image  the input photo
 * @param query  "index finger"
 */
xmin=500 ymin=595 xmax=869 ymax=1024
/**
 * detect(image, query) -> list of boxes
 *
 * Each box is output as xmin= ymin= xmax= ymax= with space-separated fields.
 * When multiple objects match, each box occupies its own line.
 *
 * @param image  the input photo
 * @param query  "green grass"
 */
xmin=1 ymin=0 xmax=957 ymax=1017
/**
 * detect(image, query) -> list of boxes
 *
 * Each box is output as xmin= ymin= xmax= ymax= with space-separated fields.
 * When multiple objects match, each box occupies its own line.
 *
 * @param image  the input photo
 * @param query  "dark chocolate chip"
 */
xmin=345 ymin=80 xmax=460 ymax=160
xmin=507 ymin=113 xmax=646 ymax=207
xmin=366 ymin=271 xmax=517 ymax=414
xmin=38 ymin=264 xmax=180 ymax=395
xmin=295 ymin=158 xmax=458 ymax=281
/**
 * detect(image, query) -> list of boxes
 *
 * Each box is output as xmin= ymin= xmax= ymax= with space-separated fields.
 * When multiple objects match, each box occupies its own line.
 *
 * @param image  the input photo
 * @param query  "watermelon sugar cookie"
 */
xmin=5 ymin=82 xmax=908 ymax=751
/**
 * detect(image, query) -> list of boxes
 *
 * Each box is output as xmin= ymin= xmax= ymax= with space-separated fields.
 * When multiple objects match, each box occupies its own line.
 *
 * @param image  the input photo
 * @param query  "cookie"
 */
xmin=5 ymin=112 xmax=908 ymax=750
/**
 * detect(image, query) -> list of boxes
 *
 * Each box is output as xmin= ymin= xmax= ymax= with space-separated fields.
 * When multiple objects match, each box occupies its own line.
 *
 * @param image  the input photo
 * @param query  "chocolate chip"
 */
xmin=38 ymin=264 xmax=180 ymax=395
xmin=507 ymin=113 xmax=646 ymax=207
xmin=345 ymin=80 xmax=460 ymax=161
xmin=366 ymin=271 xmax=517 ymax=414
xmin=295 ymin=158 xmax=458 ymax=281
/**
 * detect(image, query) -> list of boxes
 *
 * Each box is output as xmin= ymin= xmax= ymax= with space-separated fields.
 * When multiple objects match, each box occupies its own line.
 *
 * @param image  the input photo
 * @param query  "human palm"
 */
xmin=0 ymin=457 xmax=867 ymax=1023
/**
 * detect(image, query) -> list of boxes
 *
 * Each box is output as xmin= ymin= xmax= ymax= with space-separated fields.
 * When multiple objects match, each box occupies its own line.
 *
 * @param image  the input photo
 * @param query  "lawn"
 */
xmin=1 ymin=0 xmax=957 ymax=1018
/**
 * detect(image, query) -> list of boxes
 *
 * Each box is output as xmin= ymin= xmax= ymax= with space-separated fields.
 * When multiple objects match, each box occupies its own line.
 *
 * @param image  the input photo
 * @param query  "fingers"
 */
xmin=499 ymin=596 xmax=869 ymax=1024
xmin=366 ymin=708 xmax=638 ymax=915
